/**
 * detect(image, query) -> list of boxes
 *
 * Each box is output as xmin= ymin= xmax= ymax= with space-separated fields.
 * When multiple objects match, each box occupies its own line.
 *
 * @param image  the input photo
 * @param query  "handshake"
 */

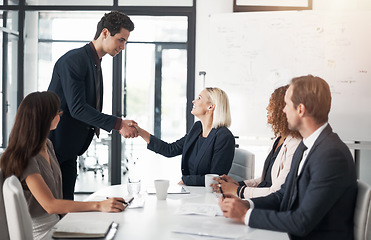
xmin=119 ymin=119 xmax=150 ymax=143
xmin=119 ymin=119 xmax=138 ymax=138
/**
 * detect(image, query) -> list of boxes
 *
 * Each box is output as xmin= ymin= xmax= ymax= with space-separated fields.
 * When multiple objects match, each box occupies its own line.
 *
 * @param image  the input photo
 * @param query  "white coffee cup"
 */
xmin=154 ymin=179 xmax=170 ymax=200
xmin=205 ymin=174 xmax=219 ymax=193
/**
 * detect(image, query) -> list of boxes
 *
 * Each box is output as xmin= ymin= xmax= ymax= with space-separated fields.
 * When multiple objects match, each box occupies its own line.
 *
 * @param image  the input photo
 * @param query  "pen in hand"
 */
xmin=107 ymin=197 xmax=134 ymax=206
xmin=219 ymin=184 xmax=225 ymax=199
xmin=119 ymin=197 xmax=134 ymax=206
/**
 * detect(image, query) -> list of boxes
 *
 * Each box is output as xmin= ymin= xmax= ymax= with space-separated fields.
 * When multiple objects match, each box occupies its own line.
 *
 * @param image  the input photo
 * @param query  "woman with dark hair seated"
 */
xmin=214 ymin=85 xmax=302 ymax=198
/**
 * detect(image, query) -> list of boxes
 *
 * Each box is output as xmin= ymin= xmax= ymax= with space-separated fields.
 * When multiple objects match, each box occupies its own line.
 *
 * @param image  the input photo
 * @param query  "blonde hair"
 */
xmin=205 ymin=87 xmax=231 ymax=128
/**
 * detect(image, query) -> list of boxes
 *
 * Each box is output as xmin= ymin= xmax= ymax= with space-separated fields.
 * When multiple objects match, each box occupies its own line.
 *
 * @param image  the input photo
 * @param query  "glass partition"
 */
xmin=1 ymin=10 xmax=18 ymax=147
xmin=119 ymin=0 xmax=192 ymax=6
xmin=24 ymin=11 xmax=103 ymax=92
xmin=26 ymin=0 xmax=112 ymax=5
xmin=122 ymin=15 xmax=187 ymax=185
xmin=0 ymin=0 xmax=19 ymax=5
xmin=129 ymin=16 xmax=187 ymax=42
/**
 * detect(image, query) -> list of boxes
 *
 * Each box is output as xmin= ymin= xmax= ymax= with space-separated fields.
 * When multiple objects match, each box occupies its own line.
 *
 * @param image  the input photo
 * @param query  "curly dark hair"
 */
xmin=94 ymin=11 xmax=134 ymax=40
xmin=268 ymin=85 xmax=301 ymax=138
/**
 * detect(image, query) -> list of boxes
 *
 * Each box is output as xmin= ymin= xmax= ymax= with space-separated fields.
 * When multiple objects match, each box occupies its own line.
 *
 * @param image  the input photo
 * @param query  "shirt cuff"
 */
xmin=114 ymin=118 xmax=122 ymax=130
xmin=237 ymin=185 xmax=246 ymax=199
xmin=244 ymin=199 xmax=254 ymax=226
xmin=238 ymin=181 xmax=246 ymax=186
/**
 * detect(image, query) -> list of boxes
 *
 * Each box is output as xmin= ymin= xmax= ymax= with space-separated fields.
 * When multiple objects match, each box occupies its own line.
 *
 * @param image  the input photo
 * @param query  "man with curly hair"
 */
xmin=48 ymin=11 xmax=138 ymax=200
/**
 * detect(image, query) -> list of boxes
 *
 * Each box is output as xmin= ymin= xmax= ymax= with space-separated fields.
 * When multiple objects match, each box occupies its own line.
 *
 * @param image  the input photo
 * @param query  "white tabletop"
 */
xmin=46 ymin=185 xmax=289 ymax=240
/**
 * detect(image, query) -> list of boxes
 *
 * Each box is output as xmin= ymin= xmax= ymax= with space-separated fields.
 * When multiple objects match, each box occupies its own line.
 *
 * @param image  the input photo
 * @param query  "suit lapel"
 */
xmin=289 ymin=125 xmax=333 ymax=209
xmin=296 ymin=125 xmax=332 ymax=183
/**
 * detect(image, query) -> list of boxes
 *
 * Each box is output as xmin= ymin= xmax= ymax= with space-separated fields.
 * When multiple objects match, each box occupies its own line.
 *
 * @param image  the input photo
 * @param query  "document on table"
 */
xmin=175 ymin=203 xmax=223 ymax=217
xmin=171 ymin=221 xmax=247 ymax=239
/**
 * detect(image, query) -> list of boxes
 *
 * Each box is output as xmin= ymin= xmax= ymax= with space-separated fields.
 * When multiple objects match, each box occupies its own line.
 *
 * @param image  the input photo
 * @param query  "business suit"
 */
xmin=249 ymin=124 xmax=357 ymax=240
xmin=147 ymin=121 xmax=235 ymax=186
xmin=48 ymin=44 xmax=117 ymax=199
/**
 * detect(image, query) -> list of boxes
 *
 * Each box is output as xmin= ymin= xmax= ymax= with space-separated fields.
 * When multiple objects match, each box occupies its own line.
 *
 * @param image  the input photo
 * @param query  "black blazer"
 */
xmin=48 ymin=44 xmax=117 ymax=163
xmin=147 ymin=121 xmax=235 ymax=186
xmin=249 ymin=124 xmax=357 ymax=240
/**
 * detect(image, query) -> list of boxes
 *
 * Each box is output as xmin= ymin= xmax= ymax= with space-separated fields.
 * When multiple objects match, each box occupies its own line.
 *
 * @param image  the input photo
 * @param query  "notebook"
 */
xmin=52 ymin=220 xmax=118 ymax=239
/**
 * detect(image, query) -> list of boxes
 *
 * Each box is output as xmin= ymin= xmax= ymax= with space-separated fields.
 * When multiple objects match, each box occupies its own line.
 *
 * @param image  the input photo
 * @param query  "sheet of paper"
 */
xmin=171 ymin=221 xmax=248 ymax=239
xmin=175 ymin=203 xmax=223 ymax=217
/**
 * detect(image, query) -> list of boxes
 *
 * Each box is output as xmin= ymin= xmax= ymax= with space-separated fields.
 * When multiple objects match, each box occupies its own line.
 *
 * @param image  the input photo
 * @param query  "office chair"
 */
xmin=0 ymin=169 xmax=10 ymax=240
xmin=2 ymin=175 xmax=33 ymax=240
xmin=228 ymin=148 xmax=255 ymax=182
xmin=83 ymin=138 xmax=104 ymax=178
xmin=354 ymin=180 xmax=371 ymax=240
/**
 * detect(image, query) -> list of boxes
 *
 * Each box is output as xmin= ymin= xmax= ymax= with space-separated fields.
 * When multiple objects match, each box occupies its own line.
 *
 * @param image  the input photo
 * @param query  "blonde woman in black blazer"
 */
xmin=135 ymin=87 xmax=235 ymax=186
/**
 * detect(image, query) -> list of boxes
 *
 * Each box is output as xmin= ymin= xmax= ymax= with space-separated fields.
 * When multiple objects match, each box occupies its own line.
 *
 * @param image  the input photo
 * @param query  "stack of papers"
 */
xmin=52 ymin=220 xmax=117 ymax=239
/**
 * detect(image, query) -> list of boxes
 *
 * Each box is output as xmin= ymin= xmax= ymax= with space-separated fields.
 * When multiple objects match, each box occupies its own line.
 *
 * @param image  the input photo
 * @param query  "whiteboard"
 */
xmin=206 ymin=11 xmax=371 ymax=141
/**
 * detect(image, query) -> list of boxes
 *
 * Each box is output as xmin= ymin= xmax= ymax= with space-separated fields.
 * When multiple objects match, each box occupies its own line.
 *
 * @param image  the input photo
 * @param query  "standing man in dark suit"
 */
xmin=219 ymin=75 xmax=357 ymax=240
xmin=48 ymin=11 xmax=138 ymax=200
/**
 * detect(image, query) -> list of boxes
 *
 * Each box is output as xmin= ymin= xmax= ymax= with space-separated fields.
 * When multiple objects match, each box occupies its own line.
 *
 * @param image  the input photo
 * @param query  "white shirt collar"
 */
xmin=303 ymin=122 xmax=328 ymax=152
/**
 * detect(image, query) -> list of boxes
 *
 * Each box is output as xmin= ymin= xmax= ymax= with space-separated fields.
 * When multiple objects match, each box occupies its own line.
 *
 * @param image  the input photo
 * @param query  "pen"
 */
xmin=106 ymin=222 xmax=119 ymax=240
xmin=107 ymin=197 xmax=134 ymax=206
xmin=219 ymin=184 xmax=225 ymax=199
xmin=120 ymin=197 xmax=134 ymax=206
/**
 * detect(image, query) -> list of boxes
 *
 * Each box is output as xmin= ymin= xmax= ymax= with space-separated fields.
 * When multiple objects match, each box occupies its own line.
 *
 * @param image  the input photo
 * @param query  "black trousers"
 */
xmin=59 ymin=158 xmax=78 ymax=200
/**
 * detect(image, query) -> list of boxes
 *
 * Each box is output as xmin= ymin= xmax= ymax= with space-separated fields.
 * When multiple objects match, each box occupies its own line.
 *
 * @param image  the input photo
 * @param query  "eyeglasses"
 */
xmin=57 ymin=110 xmax=63 ymax=117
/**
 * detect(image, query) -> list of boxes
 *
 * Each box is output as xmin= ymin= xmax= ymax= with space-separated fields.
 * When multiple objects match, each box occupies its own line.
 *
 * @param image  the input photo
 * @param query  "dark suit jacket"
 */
xmin=48 ymin=44 xmax=117 ymax=163
xmin=147 ymin=121 xmax=235 ymax=186
xmin=249 ymin=124 xmax=357 ymax=240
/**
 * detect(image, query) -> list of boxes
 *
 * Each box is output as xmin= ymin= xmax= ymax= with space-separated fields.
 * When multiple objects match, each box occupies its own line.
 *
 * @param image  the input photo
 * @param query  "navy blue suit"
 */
xmin=48 ymin=44 xmax=117 ymax=199
xmin=249 ymin=125 xmax=357 ymax=240
xmin=147 ymin=121 xmax=235 ymax=186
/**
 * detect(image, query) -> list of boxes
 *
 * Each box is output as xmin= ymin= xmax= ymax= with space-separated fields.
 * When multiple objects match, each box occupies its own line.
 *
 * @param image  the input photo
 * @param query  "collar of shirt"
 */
xmin=89 ymin=42 xmax=101 ymax=68
xmin=302 ymin=122 xmax=328 ymax=152
xmin=298 ymin=122 xmax=328 ymax=175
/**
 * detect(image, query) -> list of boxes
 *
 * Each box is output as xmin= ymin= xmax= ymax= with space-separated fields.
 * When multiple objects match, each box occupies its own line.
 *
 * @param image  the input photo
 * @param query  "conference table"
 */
xmin=46 ymin=184 xmax=289 ymax=240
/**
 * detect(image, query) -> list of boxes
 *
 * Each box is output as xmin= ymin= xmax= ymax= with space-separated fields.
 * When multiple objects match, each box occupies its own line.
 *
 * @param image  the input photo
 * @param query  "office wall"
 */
xmin=195 ymin=0 xmax=371 ymax=184
xmin=195 ymin=0 xmax=233 ymax=96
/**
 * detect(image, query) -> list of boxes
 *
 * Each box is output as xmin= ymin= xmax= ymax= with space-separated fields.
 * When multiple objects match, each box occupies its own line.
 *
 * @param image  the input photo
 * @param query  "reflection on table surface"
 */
xmin=46 ymin=185 xmax=289 ymax=240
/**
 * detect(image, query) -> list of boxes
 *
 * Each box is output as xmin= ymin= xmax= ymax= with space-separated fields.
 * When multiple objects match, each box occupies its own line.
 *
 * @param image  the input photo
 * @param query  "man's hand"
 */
xmin=120 ymin=119 xmax=138 ymax=138
xmin=218 ymin=193 xmax=250 ymax=224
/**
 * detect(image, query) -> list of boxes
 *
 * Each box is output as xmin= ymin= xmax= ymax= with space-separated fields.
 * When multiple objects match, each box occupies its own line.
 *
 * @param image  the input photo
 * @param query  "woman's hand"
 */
xmin=99 ymin=197 xmax=127 ymax=212
xmin=219 ymin=174 xmax=239 ymax=185
xmin=132 ymin=124 xmax=151 ymax=143
xmin=211 ymin=175 xmax=239 ymax=196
